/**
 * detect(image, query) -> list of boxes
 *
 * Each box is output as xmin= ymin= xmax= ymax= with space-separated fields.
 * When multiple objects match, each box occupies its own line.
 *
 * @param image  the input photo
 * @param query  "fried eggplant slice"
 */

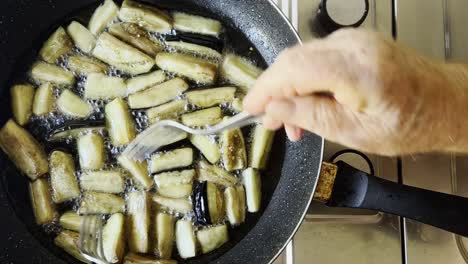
xmin=128 ymin=78 xmax=188 ymax=109
xmin=155 ymin=52 xmax=217 ymax=84
xmin=109 ymin=22 xmax=163 ymax=56
xmin=152 ymin=195 xmax=192 ymax=214
xmin=221 ymin=127 xmax=247 ymax=171
xmin=84 ymin=73 xmax=127 ymax=100
xmin=118 ymin=0 xmax=172 ymax=33
xmin=57 ymin=90 xmax=93 ymax=118
xmin=154 ymin=169 xmax=195 ymax=187
xmin=221 ymin=54 xmax=262 ymax=90
xmin=146 ymin=100 xmax=187 ymax=124
xmin=48 ymin=126 xmax=105 ymax=142
xmin=173 ymin=12 xmax=222 ymax=37
xmin=92 ymin=32 xmax=154 ymax=75
xmin=88 ymin=0 xmax=119 ymax=35
xmin=105 ymin=98 xmax=136 ymax=146
xmin=154 ymin=212 xmax=175 ymax=259
xmin=31 ymin=62 xmax=75 ymax=86
xmin=32 ymin=83 xmax=55 ymax=116
xmin=175 ymin=220 xmax=196 ymax=259
xmin=54 ymin=231 xmax=91 ymax=263
xmin=196 ymin=225 xmax=228 ymax=254
xmin=181 ymin=107 xmax=222 ymax=127
xmin=242 ymin=168 xmax=261 ymax=213
xmin=193 ymin=181 xmax=224 ymax=225
xmin=189 ymin=135 xmax=220 ymax=164
xmin=59 ymin=211 xmax=82 ymax=232
xmin=39 ymin=26 xmax=73 ymax=63
xmin=157 ymin=184 xmax=193 ymax=199
xmin=79 ymin=191 xmax=125 ymax=214
xmin=11 ymin=84 xmax=34 ymax=125
xmin=80 ymin=170 xmax=125 ymax=193
xmin=249 ymin=125 xmax=275 ymax=169
xmin=67 ymin=55 xmax=107 ymax=75
xmin=185 ymin=87 xmax=235 ymax=108
xmin=118 ymin=155 xmax=153 ymax=190
xmin=50 ymin=150 xmax=80 ymax=203
xmin=224 ymin=185 xmax=246 ymax=225
xmin=127 ymin=70 xmax=166 ymax=94
xmin=29 ymin=178 xmax=57 ymax=224
xmin=127 ymin=191 xmax=150 ymax=253
xmin=67 ymin=21 xmax=96 ymax=53
xmin=78 ymin=133 xmax=105 ymax=170
xmin=103 ymin=213 xmax=126 ymax=263
xmin=206 ymin=182 xmax=224 ymax=224
xmin=150 ymin=148 xmax=193 ymax=173
xmin=196 ymin=160 xmax=238 ymax=187
xmin=0 ymin=119 xmax=48 ymax=179
xmin=166 ymin=41 xmax=222 ymax=60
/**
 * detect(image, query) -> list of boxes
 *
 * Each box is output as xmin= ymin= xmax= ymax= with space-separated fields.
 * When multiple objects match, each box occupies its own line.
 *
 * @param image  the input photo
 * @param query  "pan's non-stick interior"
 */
xmin=0 ymin=0 xmax=323 ymax=263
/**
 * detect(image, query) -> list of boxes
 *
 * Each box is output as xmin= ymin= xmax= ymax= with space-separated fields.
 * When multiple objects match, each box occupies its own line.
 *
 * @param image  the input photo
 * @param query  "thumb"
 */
xmin=265 ymin=96 xmax=346 ymax=137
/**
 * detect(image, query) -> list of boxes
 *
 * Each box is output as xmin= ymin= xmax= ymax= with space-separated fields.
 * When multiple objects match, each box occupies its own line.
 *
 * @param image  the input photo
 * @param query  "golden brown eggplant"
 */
xmin=11 ymin=84 xmax=34 ymax=126
xmin=0 ymin=119 xmax=48 ymax=179
xmin=29 ymin=178 xmax=57 ymax=224
xmin=39 ymin=27 xmax=73 ymax=63
xmin=49 ymin=150 xmax=80 ymax=203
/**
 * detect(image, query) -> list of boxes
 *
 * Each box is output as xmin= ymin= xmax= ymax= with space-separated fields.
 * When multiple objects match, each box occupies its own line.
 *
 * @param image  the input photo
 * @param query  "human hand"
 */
xmin=244 ymin=28 xmax=467 ymax=156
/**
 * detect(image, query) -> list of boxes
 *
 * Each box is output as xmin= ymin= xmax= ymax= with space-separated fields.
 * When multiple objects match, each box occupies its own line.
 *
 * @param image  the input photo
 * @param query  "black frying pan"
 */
xmin=0 ymin=1 xmax=319 ymax=263
xmin=1 ymin=0 xmax=468 ymax=264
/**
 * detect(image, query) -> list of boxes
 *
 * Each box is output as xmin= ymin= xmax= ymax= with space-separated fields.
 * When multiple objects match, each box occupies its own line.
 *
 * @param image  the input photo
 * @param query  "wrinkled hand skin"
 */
xmin=244 ymin=28 xmax=468 ymax=156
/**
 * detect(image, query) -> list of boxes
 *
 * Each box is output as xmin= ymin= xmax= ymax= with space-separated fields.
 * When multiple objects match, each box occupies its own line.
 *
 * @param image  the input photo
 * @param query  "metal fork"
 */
xmin=79 ymin=215 xmax=110 ymax=264
xmin=123 ymin=111 xmax=262 ymax=161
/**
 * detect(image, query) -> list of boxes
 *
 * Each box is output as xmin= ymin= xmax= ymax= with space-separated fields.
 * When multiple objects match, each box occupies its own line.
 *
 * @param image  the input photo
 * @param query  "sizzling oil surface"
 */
xmin=11 ymin=1 xmax=268 ymax=262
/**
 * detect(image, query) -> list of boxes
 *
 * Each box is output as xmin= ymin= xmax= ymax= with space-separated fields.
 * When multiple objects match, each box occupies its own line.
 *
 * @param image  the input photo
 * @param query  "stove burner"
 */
xmin=311 ymin=0 xmax=369 ymax=36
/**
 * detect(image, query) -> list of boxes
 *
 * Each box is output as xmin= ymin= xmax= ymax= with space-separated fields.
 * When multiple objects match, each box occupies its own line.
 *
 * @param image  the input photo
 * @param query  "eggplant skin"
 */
xmin=0 ymin=119 xmax=49 ymax=179
xmin=192 ymin=181 xmax=211 ymax=225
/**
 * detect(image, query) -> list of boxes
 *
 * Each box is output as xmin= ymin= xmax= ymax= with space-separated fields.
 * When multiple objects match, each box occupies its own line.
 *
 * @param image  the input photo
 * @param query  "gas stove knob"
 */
xmin=314 ymin=0 xmax=369 ymax=36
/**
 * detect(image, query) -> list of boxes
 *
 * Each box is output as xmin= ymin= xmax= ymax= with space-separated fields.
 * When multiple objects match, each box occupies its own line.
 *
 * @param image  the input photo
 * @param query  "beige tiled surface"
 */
xmin=294 ymin=216 xmax=401 ymax=264
xmin=396 ymin=0 xmax=445 ymax=60
xmin=447 ymin=0 xmax=468 ymax=61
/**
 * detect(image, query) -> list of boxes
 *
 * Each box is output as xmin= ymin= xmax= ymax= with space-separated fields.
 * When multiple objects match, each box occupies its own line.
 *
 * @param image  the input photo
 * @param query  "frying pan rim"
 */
xmin=269 ymin=139 xmax=324 ymax=264
xmin=262 ymin=1 xmax=325 ymax=262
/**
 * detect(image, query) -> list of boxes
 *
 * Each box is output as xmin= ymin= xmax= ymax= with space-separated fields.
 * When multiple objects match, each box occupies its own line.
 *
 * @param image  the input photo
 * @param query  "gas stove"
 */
xmin=271 ymin=0 xmax=468 ymax=263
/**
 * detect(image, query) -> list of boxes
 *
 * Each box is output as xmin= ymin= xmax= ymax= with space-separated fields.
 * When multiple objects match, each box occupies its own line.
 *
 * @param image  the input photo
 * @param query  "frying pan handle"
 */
xmin=315 ymin=161 xmax=468 ymax=237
